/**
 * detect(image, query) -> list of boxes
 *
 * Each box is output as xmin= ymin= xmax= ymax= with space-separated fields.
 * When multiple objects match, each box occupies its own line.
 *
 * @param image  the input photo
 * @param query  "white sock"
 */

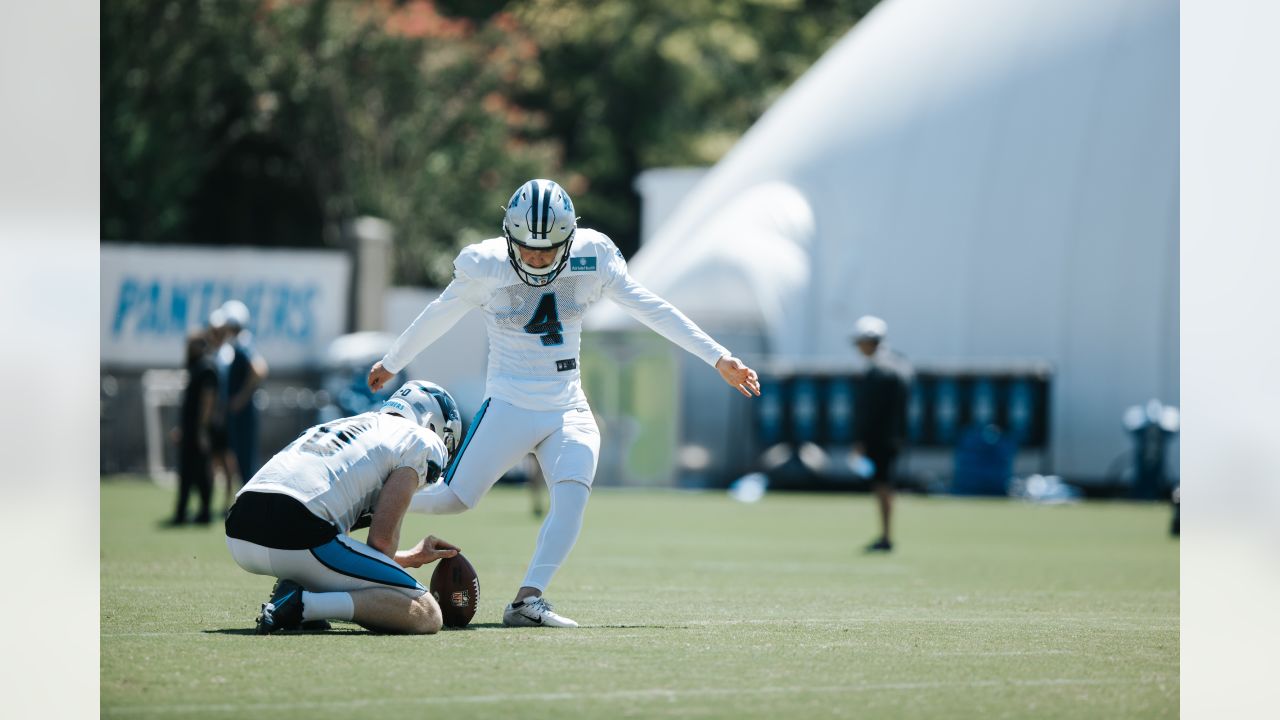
xmin=409 ymin=482 xmax=469 ymax=514
xmin=520 ymin=480 xmax=590 ymax=591
xmin=301 ymin=591 xmax=355 ymax=621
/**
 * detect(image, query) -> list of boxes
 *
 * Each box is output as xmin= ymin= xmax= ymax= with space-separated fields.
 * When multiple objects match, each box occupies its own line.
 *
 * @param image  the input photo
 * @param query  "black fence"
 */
xmin=753 ymin=365 xmax=1052 ymax=480
xmin=100 ymin=370 xmax=326 ymax=477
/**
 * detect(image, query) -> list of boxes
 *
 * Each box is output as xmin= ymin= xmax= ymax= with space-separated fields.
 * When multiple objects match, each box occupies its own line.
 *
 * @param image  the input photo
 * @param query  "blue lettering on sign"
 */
xmin=271 ymin=284 xmax=291 ymax=339
xmin=196 ymin=281 xmax=219 ymax=326
xmin=295 ymin=285 xmax=317 ymax=341
xmin=112 ymin=278 xmax=140 ymax=335
xmin=140 ymin=281 xmax=163 ymax=334
xmin=241 ymin=283 xmax=265 ymax=335
xmin=111 ymin=276 xmax=328 ymax=346
xmin=169 ymin=283 xmax=190 ymax=333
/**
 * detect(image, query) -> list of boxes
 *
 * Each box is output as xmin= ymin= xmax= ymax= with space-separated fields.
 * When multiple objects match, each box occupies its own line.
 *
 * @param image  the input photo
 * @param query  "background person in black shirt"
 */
xmin=852 ymin=316 xmax=913 ymax=553
xmin=170 ymin=330 xmax=218 ymax=524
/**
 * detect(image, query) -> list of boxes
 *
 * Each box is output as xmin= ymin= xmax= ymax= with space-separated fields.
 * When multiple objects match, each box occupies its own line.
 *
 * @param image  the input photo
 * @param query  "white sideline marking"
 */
xmin=103 ymin=676 xmax=1177 ymax=715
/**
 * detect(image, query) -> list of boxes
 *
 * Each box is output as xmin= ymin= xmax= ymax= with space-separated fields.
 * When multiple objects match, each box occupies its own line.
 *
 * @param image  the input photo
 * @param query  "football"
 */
xmin=430 ymin=553 xmax=480 ymax=628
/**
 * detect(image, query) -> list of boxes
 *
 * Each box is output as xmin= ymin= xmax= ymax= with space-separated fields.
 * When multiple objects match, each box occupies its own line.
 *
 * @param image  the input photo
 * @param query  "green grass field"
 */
xmin=102 ymin=478 xmax=1178 ymax=719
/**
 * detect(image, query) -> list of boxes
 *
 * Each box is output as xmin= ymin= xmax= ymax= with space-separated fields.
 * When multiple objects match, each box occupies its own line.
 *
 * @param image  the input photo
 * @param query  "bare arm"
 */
xmin=366 ymin=467 xmax=419 ymax=558
xmin=366 ymin=467 xmax=460 ymax=568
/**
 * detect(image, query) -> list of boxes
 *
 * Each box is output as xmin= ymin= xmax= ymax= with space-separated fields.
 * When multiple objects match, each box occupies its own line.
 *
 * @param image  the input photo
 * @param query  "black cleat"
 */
xmin=257 ymin=580 xmax=305 ymax=634
xmin=864 ymin=537 xmax=893 ymax=553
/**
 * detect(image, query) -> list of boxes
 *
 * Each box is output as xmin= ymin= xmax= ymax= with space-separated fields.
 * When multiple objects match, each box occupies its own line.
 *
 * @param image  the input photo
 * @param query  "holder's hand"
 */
xmin=394 ymin=535 xmax=460 ymax=569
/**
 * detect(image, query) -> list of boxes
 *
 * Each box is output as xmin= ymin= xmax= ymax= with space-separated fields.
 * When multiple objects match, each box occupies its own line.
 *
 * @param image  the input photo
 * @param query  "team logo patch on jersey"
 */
xmin=570 ymin=257 xmax=597 ymax=272
xmin=556 ymin=359 xmax=577 ymax=372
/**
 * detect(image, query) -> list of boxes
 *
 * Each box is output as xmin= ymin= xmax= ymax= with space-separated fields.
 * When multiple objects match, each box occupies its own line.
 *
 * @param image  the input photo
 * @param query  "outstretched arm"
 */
xmin=605 ymin=274 xmax=725 ymax=363
xmin=370 ymin=277 xmax=480 ymax=391
xmin=606 ymin=273 xmax=760 ymax=398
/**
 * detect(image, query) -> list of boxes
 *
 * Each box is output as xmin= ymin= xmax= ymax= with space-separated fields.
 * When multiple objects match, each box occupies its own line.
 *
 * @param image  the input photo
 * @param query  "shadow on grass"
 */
xmin=155 ymin=518 xmax=219 ymax=531
xmin=460 ymin=623 xmax=685 ymax=631
xmin=202 ymin=627 xmax=379 ymax=636
xmin=203 ymin=623 xmax=683 ymax=635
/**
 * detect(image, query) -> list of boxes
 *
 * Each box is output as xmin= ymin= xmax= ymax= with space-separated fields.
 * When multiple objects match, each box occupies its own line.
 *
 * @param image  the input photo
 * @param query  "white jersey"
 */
xmin=382 ymin=230 xmax=729 ymax=411
xmin=240 ymin=412 xmax=447 ymax=532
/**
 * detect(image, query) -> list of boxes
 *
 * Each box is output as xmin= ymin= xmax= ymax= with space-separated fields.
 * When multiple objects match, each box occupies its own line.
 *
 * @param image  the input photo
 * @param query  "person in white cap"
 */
xmin=852 ymin=315 xmax=913 ymax=552
xmin=206 ymin=308 xmax=238 ymax=512
xmin=216 ymin=300 xmax=269 ymax=485
xmin=368 ymin=178 xmax=760 ymax=628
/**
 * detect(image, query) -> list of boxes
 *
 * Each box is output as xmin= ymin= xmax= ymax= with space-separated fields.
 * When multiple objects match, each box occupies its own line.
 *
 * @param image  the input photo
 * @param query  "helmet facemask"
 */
xmin=504 ymin=232 xmax=574 ymax=287
xmin=503 ymin=179 xmax=577 ymax=287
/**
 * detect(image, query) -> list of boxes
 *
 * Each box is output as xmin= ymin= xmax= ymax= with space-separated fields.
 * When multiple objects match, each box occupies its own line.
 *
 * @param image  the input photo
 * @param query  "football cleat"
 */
xmin=256 ymin=579 xmax=305 ymax=634
xmin=503 ymin=596 xmax=578 ymax=628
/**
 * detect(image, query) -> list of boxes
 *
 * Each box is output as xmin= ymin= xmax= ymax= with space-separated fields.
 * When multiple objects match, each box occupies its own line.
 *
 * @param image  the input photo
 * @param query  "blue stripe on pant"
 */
xmin=445 ymin=398 xmax=491 ymax=485
xmin=309 ymin=537 xmax=424 ymax=591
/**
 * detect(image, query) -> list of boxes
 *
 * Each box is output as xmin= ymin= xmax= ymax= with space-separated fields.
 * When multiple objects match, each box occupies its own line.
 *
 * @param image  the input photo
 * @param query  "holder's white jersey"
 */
xmin=382 ymin=230 xmax=729 ymax=411
xmin=239 ymin=412 xmax=446 ymax=532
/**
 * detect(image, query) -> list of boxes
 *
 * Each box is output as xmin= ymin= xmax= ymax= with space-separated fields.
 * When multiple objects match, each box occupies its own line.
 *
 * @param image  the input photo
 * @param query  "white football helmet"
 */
xmin=379 ymin=380 xmax=463 ymax=456
xmin=502 ymin=178 xmax=577 ymax=286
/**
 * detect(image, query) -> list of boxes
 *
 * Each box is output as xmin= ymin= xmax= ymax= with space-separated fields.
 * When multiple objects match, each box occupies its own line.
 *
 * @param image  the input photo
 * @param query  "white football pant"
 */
xmin=226 ymin=534 xmax=426 ymax=598
xmin=410 ymin=397 xmax=599 ymax=592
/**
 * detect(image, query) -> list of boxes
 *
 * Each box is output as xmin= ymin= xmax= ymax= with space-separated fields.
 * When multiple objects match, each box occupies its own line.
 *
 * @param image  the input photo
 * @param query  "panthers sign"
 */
xmin=101 ymin=243 xmax=350 ymax=370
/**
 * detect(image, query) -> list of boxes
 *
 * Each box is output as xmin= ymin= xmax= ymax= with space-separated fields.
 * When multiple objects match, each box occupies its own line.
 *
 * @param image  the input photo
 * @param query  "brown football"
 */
xmin=430 ymin=553 xmax=479 ymax=628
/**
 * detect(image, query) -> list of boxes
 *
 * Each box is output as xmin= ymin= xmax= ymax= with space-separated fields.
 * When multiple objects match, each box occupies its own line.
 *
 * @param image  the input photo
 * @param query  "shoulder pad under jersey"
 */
xmin=454 ymin=238 xmax=510 ymax=282
xmin=572 ymin=228 xmax=626 ymax=278
xmin=571 ymin=228 xmax=615 ymax=256
xmin=386 ymin=419 xmax=446 ymax=485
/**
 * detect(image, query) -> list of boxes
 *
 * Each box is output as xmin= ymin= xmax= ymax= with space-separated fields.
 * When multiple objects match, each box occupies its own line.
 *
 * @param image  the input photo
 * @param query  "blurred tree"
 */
xmin=102 ymin=1 xmax=262 ymax=244
xmin=103 ymin=0 xmax=557 ymax=285
xmin=505 ymin=0 xmax=880 ymax=257
xmin=102 ymin=0 xmax=878 ymax=282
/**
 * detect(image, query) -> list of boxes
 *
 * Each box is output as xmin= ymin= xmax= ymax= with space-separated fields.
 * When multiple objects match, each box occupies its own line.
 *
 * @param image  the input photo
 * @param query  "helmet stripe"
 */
xmin=528 ymin=180 xmax=542 ymax=238
xmin=541 ymin=183 xmax=553 ymax=238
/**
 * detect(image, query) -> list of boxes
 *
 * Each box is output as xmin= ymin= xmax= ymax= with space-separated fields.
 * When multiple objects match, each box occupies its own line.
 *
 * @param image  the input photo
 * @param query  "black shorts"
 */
xmin=224 ymin=491 xmax=338 ymax=550
xmin=865 ymin=448 xmax=899 ymax=486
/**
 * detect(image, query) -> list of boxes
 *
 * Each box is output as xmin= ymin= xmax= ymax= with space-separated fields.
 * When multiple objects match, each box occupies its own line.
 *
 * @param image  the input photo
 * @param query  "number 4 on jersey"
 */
xmin=524 ymin=292 xmax=564 ymax=346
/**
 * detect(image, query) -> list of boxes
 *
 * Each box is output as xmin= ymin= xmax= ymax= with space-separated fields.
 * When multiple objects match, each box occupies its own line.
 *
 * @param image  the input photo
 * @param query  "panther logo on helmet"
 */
xmin=379 ymin=381 xmax=462 ymax=456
